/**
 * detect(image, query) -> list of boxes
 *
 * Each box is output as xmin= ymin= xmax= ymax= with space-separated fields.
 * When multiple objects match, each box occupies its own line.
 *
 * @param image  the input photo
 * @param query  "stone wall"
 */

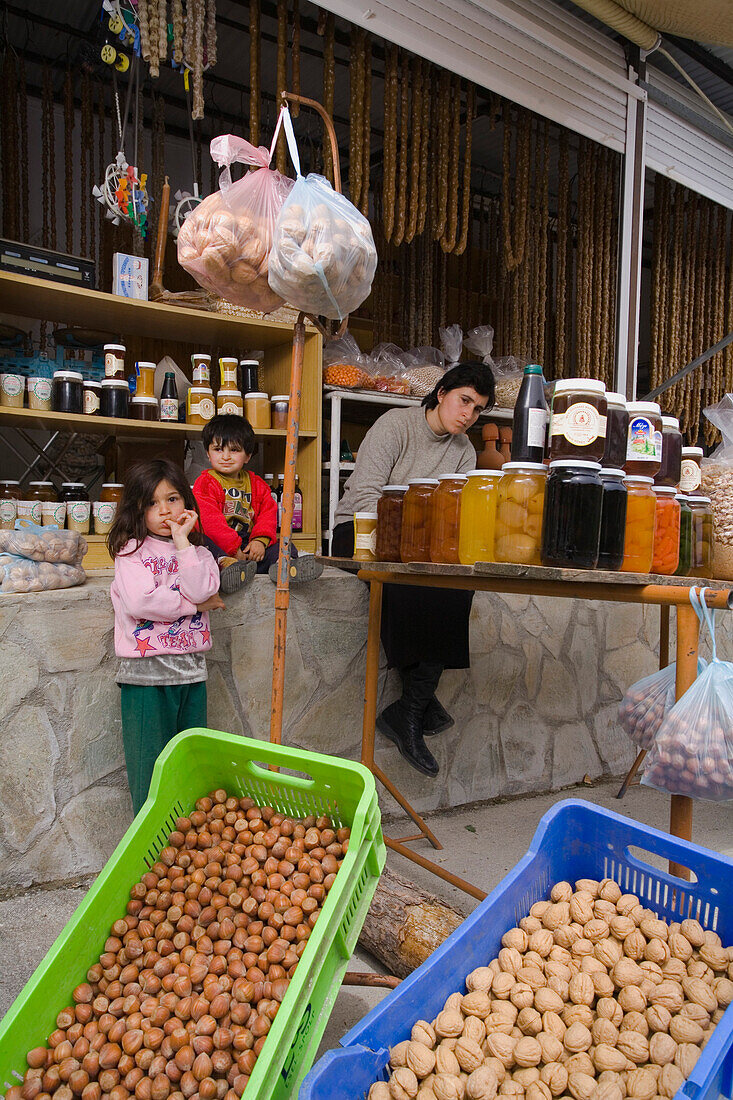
xmin=0 ymin=569 xmax=716 ymax=891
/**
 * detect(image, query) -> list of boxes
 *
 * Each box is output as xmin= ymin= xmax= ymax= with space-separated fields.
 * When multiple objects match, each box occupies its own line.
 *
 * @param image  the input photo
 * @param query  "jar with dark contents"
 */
xmin=687 ymin=495 xmax=713 ymax=578
xmin=675 ymin=495 xmax=693 ymax=577
xmin=400 ymin=479 xmax=438 ymax=562
xmin=655 ymin=416 xmax=682 ymax=487
xmin=601 ymin=392 xmax=628 ymax=469
xmin=540 ymin=461 xmax=603 ymax=569
xmin=597 ymin=469 xmax=627 ymax=571
xmin=429 ymin=474 xmax=467 ymax=564
xmin=376 ymin=485 xmax=408 ymax=562
xmin=625 ymin=401 xmax=662 ymax=477
xmin=100 ymin=378 xmax=130 ymax=419
xmin=270 ymin=395 xmax=289 ymax=431
xmin=548 ymin=379 xmax=608 ymax=463
xmin=130 ymin=395 xmax=160 ymax=421
xmin=52 ymin=370 xmax=84 ymax=414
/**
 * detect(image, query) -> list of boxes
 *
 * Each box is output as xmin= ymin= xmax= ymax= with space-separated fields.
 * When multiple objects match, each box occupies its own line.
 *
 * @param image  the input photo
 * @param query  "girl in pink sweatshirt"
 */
xmin=108 ymin=459 xmax=221 ymax=813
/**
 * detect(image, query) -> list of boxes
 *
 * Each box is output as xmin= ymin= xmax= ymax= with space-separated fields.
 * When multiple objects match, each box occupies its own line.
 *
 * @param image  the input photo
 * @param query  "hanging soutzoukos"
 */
xmin=454 ymin=82 xmax=476 ymax=258
xmin=555 ymin=130 xmax=569 ymax=379
xmin=434 ymin=68 xmax=451 ymax=242
xmin=404 ymin=57 xmax=423 ymax=245
xmin=291 ymin=0 xmax=301 ymax=116
xmin=321 ymin=13 xmax=335 ymax=184
xmin=393 ymin=51 xmax=410 ymax=247
xmin=360 ymin=34 xmax=372 ymax=217
xmin=64 ymin=68 xmax=75 ymax=254
xmin=0 ymin=49 xmax=19 ymax=240
xmin=276 ymin=0 xmax=288 ymax=174
xmin=250 ymin=0 xmax=261 ymax=146
xmin=382 ymin=43 xmax=398 ymax=244
xmin=349 ymin=28 xmax=364 ymax=209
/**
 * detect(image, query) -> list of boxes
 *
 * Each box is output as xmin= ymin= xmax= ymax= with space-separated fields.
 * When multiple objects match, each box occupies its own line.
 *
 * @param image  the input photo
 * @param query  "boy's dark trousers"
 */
xmin=203 ymin=535 xmax=298 ymax=573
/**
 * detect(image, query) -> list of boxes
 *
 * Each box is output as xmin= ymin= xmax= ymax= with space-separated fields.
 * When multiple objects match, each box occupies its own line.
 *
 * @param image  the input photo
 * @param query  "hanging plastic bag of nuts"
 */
xmin=702 ymin=394 xmax=733 ymax=579
xmin=619 ymin=658 xmax=706 ymax=750
xmin=642 ymin=587 xmax=733 ymax=801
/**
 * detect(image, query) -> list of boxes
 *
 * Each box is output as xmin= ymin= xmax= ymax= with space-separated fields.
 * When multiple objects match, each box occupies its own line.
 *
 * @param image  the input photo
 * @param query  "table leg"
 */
xmin=668 ymin=601 xmax=699 ymax=878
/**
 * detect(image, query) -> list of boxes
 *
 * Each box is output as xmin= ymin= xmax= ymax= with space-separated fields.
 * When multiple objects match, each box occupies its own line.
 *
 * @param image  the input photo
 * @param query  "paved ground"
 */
xmin=1 ymin=780 xmax=731 ymax=1068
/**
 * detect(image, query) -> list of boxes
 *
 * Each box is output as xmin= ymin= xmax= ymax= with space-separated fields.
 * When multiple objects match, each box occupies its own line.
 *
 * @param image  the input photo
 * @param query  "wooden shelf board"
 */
xmin=0 ymin=405 xmax=317 ymax=440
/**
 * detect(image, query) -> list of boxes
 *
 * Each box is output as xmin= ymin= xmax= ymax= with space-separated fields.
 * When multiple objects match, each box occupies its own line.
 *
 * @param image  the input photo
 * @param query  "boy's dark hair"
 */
xmin=422 ymin=361 xmax=496 ymax=410
xmin=202 ymin=414 xmax=257 ymax=455
xmin=107 ymin=459 xmax=202 ymax=557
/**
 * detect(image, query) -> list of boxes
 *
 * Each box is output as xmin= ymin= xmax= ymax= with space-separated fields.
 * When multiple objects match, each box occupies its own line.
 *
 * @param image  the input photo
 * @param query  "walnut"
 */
xmin=513 ymin=1068 xmax=540 ymax=1088
xmin=639 ymin=919 xmax=669 ymax=943
xmin=569 ymin=975 xmax=595 ymax=1007
xmin=679 ymin=920 xmax=705 ymax=948
xmin=390 ymin=1067 xmax=419 ymax=1100
xmin=541 ymin=1010 xmax=567 ymax=1040
xmin=656 ymin=1064 xmax=685 ymax=1098
xmin=594 ymin=903 xmax=618 ymax=925
xmin=503 ymin=928 xmax=529 ymax=953
xmin=413 ymin=1021 xmax=438 ymax=1048
xmin=498 ymin=1081 xmax=523 ymax=1097
xmin=532 ymin=902 xmax=553 ymax=920
xmin=526 ymin=1082 xmax=553 ymax=1100
xmin=499 ymin=948 xmax=525 ymax=976
xmin=436 ymin=1011 xmax=466 ymax=1039
xmin=546 ymin=960 xmax=572 ymax=982
xmin=616 ymin=1030 xmax=649 ymax=1064
xmin=674 ymin=1043 xmax=701 ymax=1078
xmin=550 ymin=946 xmax=574 ymax=967
xmin=596 ymin=999 xmax=624 ymax=1027
xmin=591 ymin=973 xmax=616 ymax=999
xmin=625 ymin=1069 xmax=656 ymax=1100
xmin=682 ymin=976 xmax=717 ymax=1013
xmin=392 ymin=1041 xmax=411 ymax=1067
xmin=492 ymin=1001 xmax=519 ymax=1023
xmin=407 ymin=1042 xmax=438 ymax=1079
xmin=417 ymin=1088 xmax=438 ymax=1100
xmin=623 ymin=932 xmax=648 ymax=962
xmin=510 ymin=983 xmax=536 ymax=1010
xmin=465 ymin=1066 xmax=498 ymax=1100
xmin=462 ymin=1018 xmax=486 ymax=1046
xmin=519 ymin=967 xmax=547 ymax=992
xmin=713 ymin=976 xmax=733 ymax=1006
xmin=548 ymin=977 xmax=570 ymax=1002
xmin=485 ymin=1033 xmax=517 ymax=1069
xmin=462 ymin=993 xmax=491 ymax=1020
xmin=612 ymin=960 xmax=644 ymax=989
xmin=513 ymin=1037 xmax=542 ymax=1068
xmin=703 ymin=929 xmax=722 ymax=948
xmin=644 ymin=940 xmax=670 ymax=967
xmin=648 ymin=1033 xmax=676 ymax=1066
xmin=645 ymin=1006 xmax=671 ymax=1034
xmin=575 ymin=879 xmax=601 ymax=897
xmin=563 ymin=1006 xmax=594 ymax=1031
xmin=649 ymin=982 xmax=684 ymax=1013
xmin=492 ymin=973 xmax=517 ymax=1000
xmin=686 ymin=960 xmax=713 ymax=982
xmin=485 ymin=1013 xmax=514 ymax=1036
xmin=445 ymin=993 xmax=466 ymax=1013
xmin=616 ymin=895 xmax=641 ymax=918
xmin=661 ymin=959 xmax=686 ymax=984
xmin=517 ymin=1008 xmax=542 ymax=1036
xmin=370 ymin=1084 xmax=392 ymax=1100
xmin=537 ymin=1031 xmax=563 ymax=1063
xmin=454 ymin=1036 xmax=484 ymax=1074
xmin=543 ymin=903 xmax=571 ymax=931
xmin=555 ymin=925 xmax=582 ymax=950
xmin=592 ymin=1018 xmax=619 ymax=1047
xmin=521 ymin=917 xmax=544 ymax=935
xmin=679 ymin=1002 xmax=710 ymax=1026
xmin=639 ymin=962 xmax=663 ymax=986
xmin=484 ymin=1057 xmax=507 ymax=1084
xmin=435 ymin=1042 xmax=461 ymax=1077
xmin=568 ymin=1071 xmax=597 ymax=1100
xmin=571 ymin=896 xmax=596 ymax=926
xmin=667 ymin=934 xmax=693 ymax=963
xmin=620 ymin=1011 xmax=649 ymax=1036
xmin=530 ymin=930 xmax=555 ymax=958
xmin=433 ymin=1074 xmax=466 ymax=1100
xmin=597 ymin=880 xmax=621 ymax=904
xmin=551 ymin=882 xmax=574 ymax=903
xmin=564 ymin=1023 xmax=593 ymax=1053
xmin=592 ymin=1043 xmax=627 ymax=1072
xmin=467 ymin=968 xmax=495 ymax=994
xmin=590 ymin=1083 xmax=623 ymax=1100
xmin=595 ymin=939 xmax=624 ymax=969
xmin=573 ymin=940 xmax=596 ymax=960
xmin=540 ymin=1061 xmax=568 ymax=1096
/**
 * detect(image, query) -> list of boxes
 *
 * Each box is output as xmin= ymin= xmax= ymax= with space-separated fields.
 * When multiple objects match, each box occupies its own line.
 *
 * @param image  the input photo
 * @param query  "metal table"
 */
xmin=321 ymin=557 xmax=732 ymax=900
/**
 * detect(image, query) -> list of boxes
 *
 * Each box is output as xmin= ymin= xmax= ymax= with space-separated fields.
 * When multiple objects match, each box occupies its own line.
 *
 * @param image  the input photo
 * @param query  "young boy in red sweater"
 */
xmin=193 ymin=414 xmax=322 ymax=592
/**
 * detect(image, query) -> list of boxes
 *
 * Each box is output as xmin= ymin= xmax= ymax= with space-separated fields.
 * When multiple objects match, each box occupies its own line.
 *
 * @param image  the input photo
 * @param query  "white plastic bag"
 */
xmin=702 ymin=395 xmax=733 ymax=579
xmin=268 ymin=109 xmax=377 ymax=320
xmin=464 ymin=324 xmax=495 ymax=366
xmin=322 ymin=333 xmax=370 ymax=388
xmin=643 ymin=589 xmax=733 ymax=801
xmin=619 ymin=659 xmax=706 ymax=751
xmin=440 ymin=325 xmax=464 ymax=366
xmin=177 ymin=121 xmax=294 ymax=313
xmin=0 ymin=523 xmax=87 ymax=565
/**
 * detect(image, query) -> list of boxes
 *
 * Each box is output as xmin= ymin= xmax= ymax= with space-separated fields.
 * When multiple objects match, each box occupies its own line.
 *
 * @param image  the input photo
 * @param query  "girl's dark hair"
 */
xmin=422 ymin=361 xmax=496 ymax=410
xmin=202 ymin=414 xmax=257 ymax=456
xmin=107 ymin=459 xmax=202 ymax=558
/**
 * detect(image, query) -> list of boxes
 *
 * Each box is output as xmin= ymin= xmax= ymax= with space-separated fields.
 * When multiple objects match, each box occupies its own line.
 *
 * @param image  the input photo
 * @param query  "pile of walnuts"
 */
xmin=9 ymin=791 xmax=350 ymax=1100
xmin=369 ymin=878 xmax=733 ymax=1100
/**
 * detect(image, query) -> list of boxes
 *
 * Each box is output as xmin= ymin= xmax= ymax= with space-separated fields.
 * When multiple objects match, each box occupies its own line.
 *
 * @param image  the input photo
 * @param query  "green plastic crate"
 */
xmin=0 ymin=729 xmax=385 ymax=1100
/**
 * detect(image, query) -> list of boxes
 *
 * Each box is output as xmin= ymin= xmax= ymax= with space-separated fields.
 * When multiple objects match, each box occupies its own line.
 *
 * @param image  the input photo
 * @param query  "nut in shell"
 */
xmin=370 ymin=1084 xmax=392 ymax=1100
xmin=648 ymin=1033 xmax=676 ymax=1066
xmin=484 ymin=1033 xmax=517 ymax=1069
xmin=407 ymin=1042 xmax=437 ymax=1079
xmin=432 ymin=1073 xmax=465 ymax=1100
xmin=455 ymin=1036 xmax=483 ymax=1074
xmin=513 ymin=1037 xmax=542 ymax=1067
xmin=674 ymin=1043 xmax=701 ymax=1078
xmin=467 ymin=968 xmax=494 ymax=994
xmin=564 ymin=1023 xmax=592 ymax=1053
xmin=537 ymin=1031 xmax=563 ymax=1063
xmin=462 ymin=1017 xmax=486 ymax=1046
xmin=568 ymin=1071 xmax=597 ymax=1100
xmin=413 ymin=1021 xmax=438 ymax=1048
xmin=502 ymin=928 xmax=529 ymax=953
xmin=645 ymin=1005 xmax=671 ymax=1034
xmin=462 ymin=993 xmax=491 ymax=1020
xmin=390 ymin=1066 xmax=419 ymax=1100
xmin=517 ymin=1008 xmax=542 ymax=1036
xmin=616 ymin=1030 xmax=649 ymax=1064
xmin=569 ymin=975 xmax=595 ymax=1007
xmin=466 ymin=1066 xmax=498 ymax=1100
xmin=649 ymin=982 xmax=684 ymax=1013
xmin=682 ymin=977 xmax=717 ymax=1013
xmin=679 ymin=920 xmax=705 ymax=947
xmin=591 ymin=1044 xmax=627 ymax=1073
xmin=391 ymin=1042 xmax=411 ymax=1068
xmin=625 ymin=1068 xmax=656 ymax=1100
xmin=435 ymin=1011 xmax=465 ymax=1039
xmin=657 ymin=1063 xmax=685 ymax=1098
xmin=435 ymin=1043 xmax=461 ymax=1077
xmin=540 ymin=1061 xmax=568 ymax=1097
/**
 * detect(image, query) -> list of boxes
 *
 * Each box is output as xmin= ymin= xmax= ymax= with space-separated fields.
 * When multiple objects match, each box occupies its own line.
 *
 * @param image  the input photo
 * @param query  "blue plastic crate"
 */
xmin=300 ymin=798 xmax=733 ymax=1100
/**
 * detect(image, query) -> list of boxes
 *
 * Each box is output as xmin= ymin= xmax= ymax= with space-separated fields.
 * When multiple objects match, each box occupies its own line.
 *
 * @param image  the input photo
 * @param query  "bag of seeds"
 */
xmin=400 ymin=346 xmax=446 ymax=397
xmin=642 ymin=588 xmax=733 ymax=801
xmin=619 ymin=658 xmax=706 ymax=750
xmin=702 ymin=394 xmax=733 ymax=579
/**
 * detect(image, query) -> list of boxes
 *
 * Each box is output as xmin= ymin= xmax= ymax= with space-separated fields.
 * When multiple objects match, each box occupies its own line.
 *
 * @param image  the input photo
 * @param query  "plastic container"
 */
xmin=375 ymin=486 xmax=408 ymax=563
xmin=675 ymin=495 xmax=693 ymax=577
xmin=83 ymin=379 xmax=101 ymax=416
xmin=187 ymin=385 xmax=216 ymax=425
xmin=134 ymin=361 xmax=156 ymax=398
xmin=680 ymin=446 xmax=704 ymax=495
xmin=458 ymin=470 xmax=501 ymax=565
xmin=0 ymin=373 xmax=24 ymax=408
xmin=353 ymin=512 xmax=378 ymax=561
xmin=548 ymin=379 xmax=607 ymax=463
xmin=100 ymin=378 xmax=129 ymax=419
xmin=271 ymin=394 xmax=290 ymax=430
xmin=26 ymin=376 xmax=52 ymax=411
xmin=41 ymin=485 xmax=65 ymax=527
xmin=494 ymin=462 xmax=547 ymax=565
xmin=240 ymin=359 xmax=260 ymax=393
xmin=130 ymin=394 xmax=159 ymax=421
xmin=0 ymin=479 xmax=20 ymax=530
xmin=60 ymin=484 xmax=90 ymax=535
xmin=540 ymin=460 xmax=603 ymax=569
xmin=51 ymin=370 xmax=83 ymax=414
xmin=625 ymin=400 xmax=663 ymax=477
xmin=245 ymin=391 xmax=271 ymax=429
xmin=300 ymin=798 xmax=733 ymax=1100
xmin=104 ymin=344 xmax=126 ymax=378
xmin=601 ymin=391 xmax=628 ymax=469
xmin=597 ymin=468 xmax=627 ymax=570
xmin=216 ymin=388 xmax=244 ymax=416
xmin=191 ymin=352 xmax=211 ymax=384
xmin=429 ymin=474 xmax=466 ymax=564
xmin=400 ymin=478 xmax=438 ymax=562
xmin=620 ymin=474 xmax=656 ymax=573
xmin=655 ymin=416 xmax=683 ymax=487
xmin=688 ymin=494 xmax=713 ymax=578
xmin=0 ymin=729 xmax=385 ymax=1100
xmin=651 ymin=485 xmax=681 ymax=575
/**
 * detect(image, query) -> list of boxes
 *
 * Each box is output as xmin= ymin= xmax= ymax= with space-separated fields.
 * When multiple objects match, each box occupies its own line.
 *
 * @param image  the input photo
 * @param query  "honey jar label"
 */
xmin=355 ymin=529 xmax=377 ymax=555
xmin=550 ymin=403 xmax=606 ymax=446
xmin=18 ymin=500 xmax=42 ymax=524
xmin=105 ymin=352 xmax=124 ymax=377
xmin=219 ymin=400 xmax=243 ymax=416
xmin=190 ymin=397 xmax=215 ymax=421
xmin=160 ymin=398 xmax=179 ymax=421
xmin=42 ymin=501 xmax=66 ymax=526
xmin=627 ymin=416 xmax=662 ymax=463
xmin=680 ymin=459 xmax=702 ymax=493
xmin=84 ymin=389 xmax=100 ymax=415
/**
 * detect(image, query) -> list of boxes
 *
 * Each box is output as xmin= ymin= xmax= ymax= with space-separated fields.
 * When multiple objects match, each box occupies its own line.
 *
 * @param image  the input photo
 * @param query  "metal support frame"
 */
xmin=4 ymin=428 xmax=80 ymax=486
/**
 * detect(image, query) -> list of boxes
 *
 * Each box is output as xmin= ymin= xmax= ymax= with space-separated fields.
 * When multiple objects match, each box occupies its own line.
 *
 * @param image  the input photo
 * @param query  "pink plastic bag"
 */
xmin=177 ymin=125 xmax=294 ymax=313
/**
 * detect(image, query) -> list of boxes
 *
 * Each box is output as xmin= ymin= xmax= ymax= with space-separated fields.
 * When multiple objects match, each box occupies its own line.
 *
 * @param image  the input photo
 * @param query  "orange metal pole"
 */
xmin=361 ymin=581 xmax=383 ymax=770
xmin=669 ymin=601 xmax=699 ymax=878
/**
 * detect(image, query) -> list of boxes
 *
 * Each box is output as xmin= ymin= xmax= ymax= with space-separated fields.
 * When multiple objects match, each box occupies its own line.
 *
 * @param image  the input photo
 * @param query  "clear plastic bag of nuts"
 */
xmin=618 ymin=659 xmax=706 ymax=750
xmin=702 ymin=395 xmax=733 ymax=579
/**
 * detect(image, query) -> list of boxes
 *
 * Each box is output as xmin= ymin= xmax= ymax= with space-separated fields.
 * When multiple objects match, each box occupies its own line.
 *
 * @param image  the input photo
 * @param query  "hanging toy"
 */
xmin=92 ymin=55 xmax=151 ymax=235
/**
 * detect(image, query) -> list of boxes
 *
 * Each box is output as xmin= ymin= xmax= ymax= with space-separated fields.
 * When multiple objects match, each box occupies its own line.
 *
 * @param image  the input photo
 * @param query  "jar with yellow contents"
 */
xmin=620 ymin=475 xmax=656 ymax=573
xmin=494 ymin=462 xmax=547 ymax=565
xmin=429 ymin=474 xmax=467 ymax=563
xmin=458 ymin=470 xmax=502 ymax=565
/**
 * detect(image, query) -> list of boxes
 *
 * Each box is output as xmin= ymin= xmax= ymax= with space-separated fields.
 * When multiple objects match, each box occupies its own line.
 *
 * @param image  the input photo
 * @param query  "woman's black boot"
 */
xmin=400 ymin=664 xmax=453 ymax=735
xmin=377 ymin=664 xmax=441 ymax=777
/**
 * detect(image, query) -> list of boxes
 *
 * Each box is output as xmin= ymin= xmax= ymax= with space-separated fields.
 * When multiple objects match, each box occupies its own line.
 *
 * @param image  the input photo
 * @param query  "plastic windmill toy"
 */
xmin=92 ymin=53 xmax=151 ymax=235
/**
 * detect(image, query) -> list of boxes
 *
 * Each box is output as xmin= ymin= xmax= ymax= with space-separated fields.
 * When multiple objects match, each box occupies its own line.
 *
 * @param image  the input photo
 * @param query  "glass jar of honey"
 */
xmin=353 ymin=512 xmax=378 ymax=561
xmin=679 ymin=446 xmax=703 ymax=495
xmin=620 ymin=475 xmax=656 ymax=573
xmin=494 ymin=462 xmax=547 ymax=565
xmin=187 ymin=385 xmax=216 ymax=425
xmin=271 ymin=395 xmax=290 ymax=430
xmin=191 ymin=353 xmax=211 ymax=385
xmin=60 ymin=483 xmax=90 ymax=535
xmin=400 ymin=479 xmax=438 ymax=562
xmin=675 ymin=495 xmax=693 ymax=577
xmin=601 ymin=392 xmax=628 ymax=469
xmin=217 ymin=389 xmax=244 ymax=416
xmin=655 ymin=416 xmax=682 ymax=487
xmin=687 ymin=495 xmax=713 ymax=578
xmin=625 ymin=401 xmax=662 ymax=477
xmin=549 ymin=379 xmax=607 ymax=463
xmin=244 ymin=392 xmax=271 ymax=430
xmin=135 ymin=362 xmax=157 ymax=398
xmin=540 ymin=460 xmax=603 ymax=570
xmin=429 ymin=474 xmax=467 ymax=564
xmin=458 ymin=470 xmax=502 ymax=566
xmin=376 ymin=485 xmax=408 ymax=562
xmin=0 ymin=479 xmax=20 ymax=530
xmin=219 ymin=357 xmax=239 ymax=390
xmin=651 ymin=486 xmax=680 ymax=575
xmin=598 ymin=469 xmax=627 ymax=571
xmin=130 ymin=395 xmax=160 ymax=421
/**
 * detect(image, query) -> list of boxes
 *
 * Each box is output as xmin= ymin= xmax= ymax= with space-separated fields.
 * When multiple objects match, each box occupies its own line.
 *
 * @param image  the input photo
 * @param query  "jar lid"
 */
xmin=29 ymin=481 xmax=54 ymax=486
xmin=132 ymin=395 xmax=159 ymax=404
xmin=662 ymin=416 xmax=680 ymax=429
xmin=189 ymin=385 xmax=214 ymax=393
xmin=381 ymin=485 xmax=409 ymax=492
xmin=501 ymin=462 xmax=547 ymax=472
xmin=437 ymin=473 xmax=468 ymax=481
xmin=102 ymin=378 xmax=129 ymax=389
xmin=604 ymin=391 xmax=627 ymax=406
xmin=355 ymin=512 xmax=378 ymax=520
xmin=626 ymin=401 xmax=661 ymax=415
xmin=136 ymin=361 xmax=156 ymax=371
xmin=654 ymin=486 xmax=678 ymax=496
xmin=548 ymin=460 xmax=602 ymax=471
xmin=61 ymin=482 xmax=86 ymax=487
xmin=104 ymin=344 xmax=126 ymax=352
xmin=465 ymin=468 xmax=502 ymax=477
xmin=681 ymin=446 xmax=704 ymax=457
xmin=600 ymin=468 xmax=626 ymax=478
xmin=102 ymin=482 xmax=124 ymax=488
xmin=240 ymin=359 xmax=259 ymax=365
xmin=245 ymin=391 xmax=268 ymax=399
xmin=271 ymin=395 xmax=290 ymax=403
xmin=84 ymin=379 xmax=101 ymax=388
xmin=53 ymin=370 xmax=83 ymax=381
xmin=624 ymin=474 xmax=654 ymax=485
xmin=219 ymin=357 xmax=238 ymax=364
xmin=407 ymin=478 xmax=439 ymax=485
xmin=553 ymin=379 xmax=606 ymax=396
xmin=0 ymin=479 xmax=20 ymax=484
xmin=524 ymin=364 xmax=544 ymax=375
xmin=218 ymin=389 xmax=242 ymax=397
xmin=27 ymin=375 xmax=51 ymax=381
xmin=192 ymin=352 xmax=211 ymax=361
xmin=687 ymin=495 xmax=711 ymax=503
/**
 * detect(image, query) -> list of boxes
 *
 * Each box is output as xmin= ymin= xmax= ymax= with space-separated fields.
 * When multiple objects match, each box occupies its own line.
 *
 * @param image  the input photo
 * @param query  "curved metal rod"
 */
xmin=281 ymin=90 xmax=342 ymax=194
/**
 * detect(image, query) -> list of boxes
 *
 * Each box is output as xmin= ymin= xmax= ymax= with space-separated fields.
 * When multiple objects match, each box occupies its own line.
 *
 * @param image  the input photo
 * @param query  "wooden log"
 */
xmin=358 ymin=865 xmax=466 ymax=978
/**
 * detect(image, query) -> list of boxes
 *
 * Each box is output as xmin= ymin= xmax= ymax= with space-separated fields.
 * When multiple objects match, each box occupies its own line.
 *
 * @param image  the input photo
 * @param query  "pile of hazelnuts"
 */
xmin=9 ymin=790 xmax=350 ymax=1100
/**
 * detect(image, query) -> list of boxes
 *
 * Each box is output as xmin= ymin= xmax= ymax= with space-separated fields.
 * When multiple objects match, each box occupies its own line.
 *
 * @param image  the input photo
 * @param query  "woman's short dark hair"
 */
xmin=107 ymin=458 xmax=202 ymax=557
xmin=202 ymin=414 xmax=257 ymax=455
xmin=422 ymin=361 xmax=495 ymax=410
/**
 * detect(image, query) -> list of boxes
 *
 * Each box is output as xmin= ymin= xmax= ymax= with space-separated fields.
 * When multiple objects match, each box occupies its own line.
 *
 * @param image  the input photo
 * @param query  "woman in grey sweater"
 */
xmin=332 ymin=362 xmax=495 ymax=778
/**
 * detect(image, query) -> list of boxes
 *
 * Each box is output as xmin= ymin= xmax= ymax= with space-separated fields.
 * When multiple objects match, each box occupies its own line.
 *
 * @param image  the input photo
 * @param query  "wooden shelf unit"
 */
xmin=0 ymin=273 xmax=323 ymax=555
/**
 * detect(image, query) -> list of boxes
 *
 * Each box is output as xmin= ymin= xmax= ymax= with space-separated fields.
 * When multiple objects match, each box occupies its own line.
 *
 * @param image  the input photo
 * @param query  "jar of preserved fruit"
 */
xmin=191 ymin=352 xmax=211 ymax=385
xmin=494 ymin=462 xmax=547 ymax=565
xmin=353 ymin=512 xmax=378 ymax=561
xmin=83 ymin=379 xmax=101 ymax=415
xmin=654 ymin=416 xmax=682 ymax=487
xmin=187 ymin=385 xmax=216 ymax=425
xmin=679 ymin=446 xmax=703 ymax=494
xmin=458 ymin=470 xmax=502 ymax=566
xmin=0 ymin=479 xmax=20 ymax=530
xmin=687 ymin=495 xmax=713 ymax=578
xmin=60 ymin=483 xmax=90 ymax=534
xmin=104 ymin=344 xmax=126 ymax=379
xmin=598 ymin=469 xmax=627 ymax=571
xmin=540 ymin=460 xmax=603 ymax=569
xmin=651 ymin=486 xmax=680 ymax=575
xmin=52 ymin=370 xmax=84 ymax=414
xmin=244 ymin=392 xmax=271 ymax=429
xmin=376 ymin=485 xmax=408 ymax=562
xmin=548 ymin=379 xmax=607 ymax=462
xmin=271 ymin=395 xmax=289 ymax=430
xmin=625 ymin=401 xmax=662 ymax=477
xmin=130 ymin=395 xmax=160 ymax=421
xmin=101 ymin=483 xmax=124 ymax=505
xmin=620 ymin=475 xmax=656 ymax=573
xmin=400 ymin=478 xmax=439 ymax=562
xmin=100 ymin=378 xmax=130 ymax=419
xmin=429 ymin=474 xmax=467 ymax=564
xmin=601 ymin=392 xmax=628 ymax=469
xmin=675 ymin=495 xmax=693 ymax=577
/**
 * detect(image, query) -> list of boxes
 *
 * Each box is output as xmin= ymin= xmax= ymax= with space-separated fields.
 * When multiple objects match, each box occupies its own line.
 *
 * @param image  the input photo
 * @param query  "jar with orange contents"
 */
xmin=400 ymin=479 xmax=438 ymax=562
xmin=376 ymin=485 xmax=408 ymax=562
xmin=651 ymin=486 xmax=680 ymax=575
xmin=494 ymin=462 xmax=547 ymax=565
xmin=620 ymin=475 xmax=656 ymax=573
xmin=429 ymin=474 xmax=467 ymax=563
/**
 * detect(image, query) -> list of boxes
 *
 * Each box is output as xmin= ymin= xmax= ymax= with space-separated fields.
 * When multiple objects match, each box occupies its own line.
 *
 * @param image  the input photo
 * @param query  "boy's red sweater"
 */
xmin=193 ymin=469 xmax=277 ymax=556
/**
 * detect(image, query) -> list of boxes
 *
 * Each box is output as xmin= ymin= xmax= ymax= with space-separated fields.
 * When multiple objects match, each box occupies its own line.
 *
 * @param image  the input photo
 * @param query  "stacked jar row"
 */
xmin=372 ymin=468 xmax=713 ymax=576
